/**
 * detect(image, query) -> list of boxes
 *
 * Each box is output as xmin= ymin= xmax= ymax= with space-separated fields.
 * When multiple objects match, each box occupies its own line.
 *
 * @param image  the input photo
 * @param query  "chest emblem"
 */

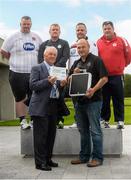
xmin=87 ymin=62 xmax=91 ymax=67
xmin=23 ymin=42 xmax=35 ymax=51
xmin=112 ymin=43 xmax=117 ymax=47
xmin=70 ymin=48 xmax=77 ymax=55
xmin=57 ymin=44 xmax=62 ymax=49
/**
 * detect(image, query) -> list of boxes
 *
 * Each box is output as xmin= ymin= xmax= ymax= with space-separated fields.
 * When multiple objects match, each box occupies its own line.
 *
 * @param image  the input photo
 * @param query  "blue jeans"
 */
xmin=76 ymin=101 xmax=103 ymax=162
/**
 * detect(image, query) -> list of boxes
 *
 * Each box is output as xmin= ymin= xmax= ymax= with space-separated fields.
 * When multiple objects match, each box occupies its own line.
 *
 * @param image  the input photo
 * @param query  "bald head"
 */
xmin=77 ymin=39 xmax=89 ymax=46
xmin=44 ymin=46 xmax=58 ymax=65
xmin=77 ymin=39 xmax=90 ymax=59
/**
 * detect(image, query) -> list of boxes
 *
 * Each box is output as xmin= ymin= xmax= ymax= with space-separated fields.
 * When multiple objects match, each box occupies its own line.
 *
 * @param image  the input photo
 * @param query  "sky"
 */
xmin=0 ymin=0 xmax=131 ymax=73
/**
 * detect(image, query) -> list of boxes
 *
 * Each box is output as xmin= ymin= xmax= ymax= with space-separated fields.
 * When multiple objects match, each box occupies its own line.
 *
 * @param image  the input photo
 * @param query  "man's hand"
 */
xmin=85 ymin=88 xmax=95 ymax=98
xmin=48 ymin=76 xmax=57 ymax=85
xmin=73 ymin=67 xmax=81 ymax=73
xmin=0 ymin=49 xmax=10 ymax=59
xmin=60 ymin=79 xmax=67 ymax=87
xmin=85 ymin=77 xmax=108 ymax=98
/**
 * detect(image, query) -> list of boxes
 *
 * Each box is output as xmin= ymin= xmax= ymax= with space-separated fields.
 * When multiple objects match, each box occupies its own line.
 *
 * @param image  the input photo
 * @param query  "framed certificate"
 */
xmin=69 ymin=73 xmax=92 ymax=96
xmin=50 ymin=66 xmax=66 ymax=80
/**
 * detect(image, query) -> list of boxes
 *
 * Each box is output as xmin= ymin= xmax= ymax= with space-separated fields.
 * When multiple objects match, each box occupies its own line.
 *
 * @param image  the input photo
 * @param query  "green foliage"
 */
xmin=124 ymin=74 xmax=131 ymax=97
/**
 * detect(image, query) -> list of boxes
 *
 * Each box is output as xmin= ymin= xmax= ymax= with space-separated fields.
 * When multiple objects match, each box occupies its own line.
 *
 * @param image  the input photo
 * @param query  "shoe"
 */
xmin=117 ymin=121 xmax=124 ymax=129
xmin=87 ymin=159 xmax=103 ymax=167
xmin=29 ymin=120 xmax=33 ymax=128
xmin=104 ymin=121 xmax=110 ymax=128
xmin=48 ymin=160 xmax=58 ymax=167
xmin=100 ymin=120 xmax=105 ymax=128
xmin=20 ymin=119 xmax=30 ymax=130
xmin=71 ymin=159 xmax=87 ymax=165
xmin=69 ymin=123 xmax=77 ymax=128
xmin=36 ymin=164 xmax=52 ymax=171
xmin=57 ymin=121 xmax=64 ymax=129
xmin=100 ymin=120 xmax=110 ymax=128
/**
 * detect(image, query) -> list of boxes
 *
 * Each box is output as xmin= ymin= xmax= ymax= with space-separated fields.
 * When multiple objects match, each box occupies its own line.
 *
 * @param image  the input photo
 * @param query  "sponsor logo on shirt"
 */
xmin=23 ymin=43 xmax=35 ymax=51
xmin=70 ymin=48 xmax=77 ymax=55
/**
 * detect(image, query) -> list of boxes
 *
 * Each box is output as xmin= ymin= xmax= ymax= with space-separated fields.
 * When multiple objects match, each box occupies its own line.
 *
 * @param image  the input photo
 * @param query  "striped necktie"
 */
xmin=49 ymin=66 xmax=59 ymax=99
xmin=50 ymin=81 xmax=59 ymax=99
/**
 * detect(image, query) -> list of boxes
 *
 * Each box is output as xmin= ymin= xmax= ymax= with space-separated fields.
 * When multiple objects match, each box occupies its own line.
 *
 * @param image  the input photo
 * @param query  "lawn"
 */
xmin=64 ymin=97 xmax=131 ymax=125
xmin=0 ymin=97 xmax=131 ymax=126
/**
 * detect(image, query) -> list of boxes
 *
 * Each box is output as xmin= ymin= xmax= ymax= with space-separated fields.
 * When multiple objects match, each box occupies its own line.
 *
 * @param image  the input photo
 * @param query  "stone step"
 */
xmin=21 ymin=126 xmax=123 ymax=157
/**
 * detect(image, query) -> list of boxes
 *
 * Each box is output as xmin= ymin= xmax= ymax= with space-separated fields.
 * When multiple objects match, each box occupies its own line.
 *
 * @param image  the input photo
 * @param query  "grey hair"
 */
xmin=44 ymin=46 xmax=58 ymax=55
xmin=21 ymin=16 xmax=32 ymax=21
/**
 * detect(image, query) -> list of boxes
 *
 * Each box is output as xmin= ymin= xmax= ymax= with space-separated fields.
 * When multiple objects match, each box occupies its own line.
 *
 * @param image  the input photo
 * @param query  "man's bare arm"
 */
xmin=0 ymin=49 xmax=10 ymax=59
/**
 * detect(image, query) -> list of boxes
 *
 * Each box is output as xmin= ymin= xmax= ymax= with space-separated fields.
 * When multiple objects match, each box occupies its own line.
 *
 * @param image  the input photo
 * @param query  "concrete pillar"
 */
xmin=0 ymin=66 xmax=16 ymax=120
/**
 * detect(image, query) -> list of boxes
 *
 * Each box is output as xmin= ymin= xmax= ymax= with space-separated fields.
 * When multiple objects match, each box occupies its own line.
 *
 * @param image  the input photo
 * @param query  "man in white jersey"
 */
xmin=0 ymin=16 xmax=42 ymax=129
xmin=68 ymin=22 xmax=98 ymax=128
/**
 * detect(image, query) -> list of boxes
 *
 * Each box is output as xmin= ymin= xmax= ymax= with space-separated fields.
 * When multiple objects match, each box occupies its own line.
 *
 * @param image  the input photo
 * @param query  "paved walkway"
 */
xmin=0 ymin=126 xmax=131 ymax=180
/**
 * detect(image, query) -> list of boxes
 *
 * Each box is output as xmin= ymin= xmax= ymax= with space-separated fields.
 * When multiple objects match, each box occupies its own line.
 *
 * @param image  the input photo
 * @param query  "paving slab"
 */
xmin=0 ymin=126 xmax=131 ymax=180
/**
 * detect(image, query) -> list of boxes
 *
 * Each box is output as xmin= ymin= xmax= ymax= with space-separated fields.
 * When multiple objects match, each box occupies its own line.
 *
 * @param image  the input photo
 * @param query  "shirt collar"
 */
xmin=44 ymin=61 xmax=53 ymax=72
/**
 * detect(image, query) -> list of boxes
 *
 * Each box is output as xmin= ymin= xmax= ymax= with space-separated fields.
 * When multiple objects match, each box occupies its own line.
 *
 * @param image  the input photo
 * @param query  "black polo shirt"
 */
xmin=69 ymin=53 xmax=108 ymax=104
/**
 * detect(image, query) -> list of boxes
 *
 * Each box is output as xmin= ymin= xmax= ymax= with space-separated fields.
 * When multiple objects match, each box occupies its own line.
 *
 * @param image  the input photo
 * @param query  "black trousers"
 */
xmin=9 ymin=70 xmax=31 ymax=102
xmin=101 ymin=75 xmax=124 ymax=122
xmin=32 ymin=115 xmax=57 ymax=165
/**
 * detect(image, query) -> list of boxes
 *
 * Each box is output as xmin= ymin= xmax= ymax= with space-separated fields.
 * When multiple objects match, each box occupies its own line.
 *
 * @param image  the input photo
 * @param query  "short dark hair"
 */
xmin=21 ymin=16 xmax=31 ymax=21
xmin=102 ymin=21 xmax=114 ymax=28
xmin=50 ymin=23 xmax=60 ymax=28
xmin=76 ymin=23 xmax=87 ymax=29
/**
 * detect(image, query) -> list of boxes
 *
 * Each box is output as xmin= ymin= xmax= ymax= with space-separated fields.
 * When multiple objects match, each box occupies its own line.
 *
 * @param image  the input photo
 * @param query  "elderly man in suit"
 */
xmin=29 ymin=46 xmax=67 ymax=171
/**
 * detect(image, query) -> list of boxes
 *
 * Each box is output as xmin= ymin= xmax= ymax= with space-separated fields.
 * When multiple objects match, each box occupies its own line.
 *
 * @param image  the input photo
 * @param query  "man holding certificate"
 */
xmin=70 ymin=39 xmax=108 ymax=167
xmin=29 ymin=46 xmax=67 ymax=171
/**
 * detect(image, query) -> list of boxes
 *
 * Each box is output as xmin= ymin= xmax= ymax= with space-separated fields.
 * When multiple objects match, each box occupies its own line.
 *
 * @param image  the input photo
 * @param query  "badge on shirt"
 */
xmin=57 ymin=44 xmax=62 ymax=49
xmin=32 ymin=37 xmax=36 ymax=41
xmin=112 ymin=43 xmax=117 ymax=47
xmin=70 ymin=48 xmax=77 ymax=55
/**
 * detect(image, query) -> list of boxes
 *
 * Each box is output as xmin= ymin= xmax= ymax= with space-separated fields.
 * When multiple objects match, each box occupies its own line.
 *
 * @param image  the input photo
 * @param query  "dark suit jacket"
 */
xmin=29 ymin=62 xmax=57 ymax=117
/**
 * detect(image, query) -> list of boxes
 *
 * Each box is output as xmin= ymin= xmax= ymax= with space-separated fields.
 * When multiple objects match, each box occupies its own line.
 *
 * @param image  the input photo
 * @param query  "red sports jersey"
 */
xmin=97 ymin=35 xmax=131 ymax=76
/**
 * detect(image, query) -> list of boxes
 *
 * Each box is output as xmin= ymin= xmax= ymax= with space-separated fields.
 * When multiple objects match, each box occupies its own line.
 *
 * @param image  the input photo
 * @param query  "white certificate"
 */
xmin=50 ymin=66 xmax=67 ymax=80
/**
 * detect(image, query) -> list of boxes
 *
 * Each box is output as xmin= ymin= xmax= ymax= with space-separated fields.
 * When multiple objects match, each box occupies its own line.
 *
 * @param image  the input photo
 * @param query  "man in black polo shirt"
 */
xmin=38 ymin=23 xmax=70 ymax=128
xmin=70 ymin=39 xmax=108 ymax=167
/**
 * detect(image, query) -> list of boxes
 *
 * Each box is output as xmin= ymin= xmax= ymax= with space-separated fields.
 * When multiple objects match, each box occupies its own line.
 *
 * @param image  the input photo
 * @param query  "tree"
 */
xmin=124 ymin=74 xmax=131 ymax=97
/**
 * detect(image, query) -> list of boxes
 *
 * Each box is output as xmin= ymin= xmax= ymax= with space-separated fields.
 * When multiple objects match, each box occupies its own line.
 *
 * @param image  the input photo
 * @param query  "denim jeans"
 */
xmin=76 ymin=101 xmax=103 ymax=162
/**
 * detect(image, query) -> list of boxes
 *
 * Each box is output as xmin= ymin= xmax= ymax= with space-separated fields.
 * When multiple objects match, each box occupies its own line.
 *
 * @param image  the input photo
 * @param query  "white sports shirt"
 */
xmin=1 ymin=31 xmax=42 ymax=73
xmin=67 ymin=40 xmax=98 ymax=70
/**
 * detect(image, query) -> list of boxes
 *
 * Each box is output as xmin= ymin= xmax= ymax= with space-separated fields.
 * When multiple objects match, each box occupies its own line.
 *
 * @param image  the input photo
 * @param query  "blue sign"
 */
xmin=23 ymin=43 xmax=35 ymax=51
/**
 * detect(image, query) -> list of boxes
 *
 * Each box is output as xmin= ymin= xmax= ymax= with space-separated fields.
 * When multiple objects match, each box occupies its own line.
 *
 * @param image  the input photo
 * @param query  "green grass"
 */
xmin=64 ymin=97 xmax=131 ymax=125
xmin=0 ymin=119 xmax=20 ymax=126
xmin=0 ymin=97 xmax=131 ymax=126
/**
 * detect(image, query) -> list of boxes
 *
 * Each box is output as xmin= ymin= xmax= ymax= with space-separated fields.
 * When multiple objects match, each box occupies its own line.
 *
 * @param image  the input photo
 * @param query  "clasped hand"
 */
xmin=48 ymin=76 xmax=67 ymax=87
xmin=85 ymin=88 xmax=95 ymax=98
xmin=48 ymin=76 xmax=57 ymax=85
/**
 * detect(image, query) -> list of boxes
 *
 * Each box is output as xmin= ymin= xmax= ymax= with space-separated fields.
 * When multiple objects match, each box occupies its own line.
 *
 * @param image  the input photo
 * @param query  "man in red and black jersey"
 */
xmin=97 ymin=21 xmax=131 ymax=129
